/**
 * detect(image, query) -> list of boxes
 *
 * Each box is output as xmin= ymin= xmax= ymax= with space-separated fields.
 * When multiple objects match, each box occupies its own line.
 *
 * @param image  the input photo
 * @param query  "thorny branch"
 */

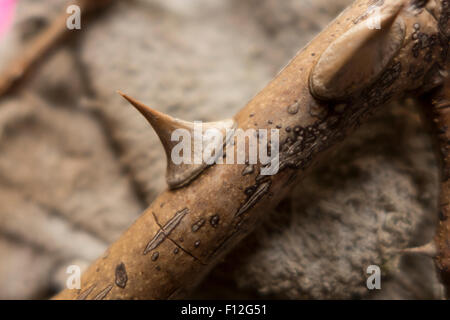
xmin=0 ymin=0 xmax=449 ymax=299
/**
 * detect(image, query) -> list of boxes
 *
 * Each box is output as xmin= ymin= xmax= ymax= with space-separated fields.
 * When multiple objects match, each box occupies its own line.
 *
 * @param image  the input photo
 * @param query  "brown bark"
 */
xmin=420 ymin=79 xmax=450 ymax=297
xmin=53 ymin=0 xmax=449 ymax=300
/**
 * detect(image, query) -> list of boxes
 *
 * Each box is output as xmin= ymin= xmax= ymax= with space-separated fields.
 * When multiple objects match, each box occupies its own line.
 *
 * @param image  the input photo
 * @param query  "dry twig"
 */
xmin=51 ymin=0 xmax=449 ymax=299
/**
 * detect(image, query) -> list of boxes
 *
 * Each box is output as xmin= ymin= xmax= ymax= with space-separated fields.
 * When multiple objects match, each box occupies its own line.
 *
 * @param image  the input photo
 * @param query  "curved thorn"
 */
xmin=400 ymin=241 xmax=437 ymax=258
xmin=119 ymin=91 xmax=237 ymax=189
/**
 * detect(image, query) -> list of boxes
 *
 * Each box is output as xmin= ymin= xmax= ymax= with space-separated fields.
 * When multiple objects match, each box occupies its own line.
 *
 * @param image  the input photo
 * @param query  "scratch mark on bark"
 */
xmin=143 ymin=208 xmax=189 ymax=255
xmin=76 ymin=284 xmax=96 ymax=300
xmin=167 ymin=286 xmax=183 ymax=300
xmin=209 ymin=229 xmax=240 ymax=260
xmin=93 ymin=284 xmax=113 ymax=300
xmin=152 ymin=211 xmax=207 ymax=265
xmin=235 ymin=181 xmax=271 ymax=217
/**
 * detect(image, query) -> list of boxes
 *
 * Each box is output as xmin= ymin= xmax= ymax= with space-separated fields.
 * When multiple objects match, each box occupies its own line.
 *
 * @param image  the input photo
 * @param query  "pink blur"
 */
xmin=0 ymin=0 xmax=17 ymax=38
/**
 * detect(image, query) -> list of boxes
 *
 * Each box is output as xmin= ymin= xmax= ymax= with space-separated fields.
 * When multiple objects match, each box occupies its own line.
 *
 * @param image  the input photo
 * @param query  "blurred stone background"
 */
xmin=0 ymin=0 xmax=443 ymax=299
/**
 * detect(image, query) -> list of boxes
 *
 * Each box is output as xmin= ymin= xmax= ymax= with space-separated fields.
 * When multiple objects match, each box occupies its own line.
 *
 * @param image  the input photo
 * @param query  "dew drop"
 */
xmin=287 ymin=101 xmax=300 ymax=115
xmin=210 ymin=215 xmax=220 ymax=228
xmin=151 ymin=252 xmax=159 ymax=261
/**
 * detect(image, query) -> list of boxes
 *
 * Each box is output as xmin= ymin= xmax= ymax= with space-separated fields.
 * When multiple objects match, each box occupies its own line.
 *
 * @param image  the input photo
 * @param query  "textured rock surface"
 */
xmin=0 ymin=93 xmax=143 ymax=299
xmin=0 ymin=0 xmax=443 ymax=299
